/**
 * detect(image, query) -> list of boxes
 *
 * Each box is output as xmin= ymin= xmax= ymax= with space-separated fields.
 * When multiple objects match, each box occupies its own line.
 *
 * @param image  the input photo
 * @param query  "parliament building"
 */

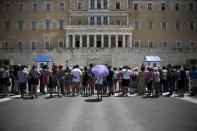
xmin=0 ymin=0 xmax=197 ymax=67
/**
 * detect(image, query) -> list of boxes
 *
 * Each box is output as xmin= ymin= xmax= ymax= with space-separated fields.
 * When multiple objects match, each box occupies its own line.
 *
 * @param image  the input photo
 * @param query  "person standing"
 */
xmin=113 ymin=67 xmax=118 ymax=93
xmin=95 ymin=75 xmax=104 ymax=100
xmin=18 ymin=66 xmax=28 ymax=98
xmin=65 ymin=67 xmax=72 ymax=95
xmin=107 ymin=66 xmax=114 ymax=96
xmin=176 ymin=65 xmax=186 ymax=97
xmin=82 ymin=67 xmax=89 ymax=95
xmin=29 ymin=65 xmax=40 ymax=99
xmin=57 ymin=65 xmax=66 ymax=96
xmin=120 ymin=66 xmax=133 ymax=96
xmin=146 ymin=67 xmax=154 ymax=97
xmin=40 ymin=65 xmax=50 ymax=94
xmin=71 ymin=65 xmax=82 ymax=96
xmin=2 ymin=66 xmax=11 ymax=98
xmin=138 ymin=66 xmax=146 ymax=95
xmin=87 ymin=64 xmax=95 ymax=96
xmin=167 ymin=64 xmax=176 ymax=96
xmin=189 ymin=66 xmax=197 ymax=96
xmin=162 ymin=66 xmax=168 ymax=93
xmin=153 ymin=67 xmax=160 ymax=97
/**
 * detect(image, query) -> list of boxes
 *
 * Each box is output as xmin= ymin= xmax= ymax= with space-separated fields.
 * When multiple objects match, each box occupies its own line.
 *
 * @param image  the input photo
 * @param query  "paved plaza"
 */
xmin=0 ymin=93 xmax=197 ymax=131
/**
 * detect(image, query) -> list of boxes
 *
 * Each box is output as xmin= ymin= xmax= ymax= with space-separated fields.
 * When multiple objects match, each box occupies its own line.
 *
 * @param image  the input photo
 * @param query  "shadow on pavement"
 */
xmin=84 ymin=99 xmax=102 ymax=102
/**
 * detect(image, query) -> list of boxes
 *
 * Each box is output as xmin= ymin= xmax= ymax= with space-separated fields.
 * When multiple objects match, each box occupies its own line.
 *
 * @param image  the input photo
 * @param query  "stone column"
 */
xmin=101 ymin=34 xmax=104 ymax=47
xmin=80 ymin=34 xmax=82 ymax=47
xmin=129 ymin=34 xmax=132 ymax=47
xmin=94 ymin=34 xmax=97 ymax=48
xmin=108 ymin=35 xmax=111 ymax=47
xmin=123 ymin=35 xmax=126 ymax=47
xmin=101 ymin=0 xmax=104 ymax=9
xmin=72 ymin=34 xmax=75 ymax=48
xmin=66 ymin=34 xmax=69 ymax=48
xmin=94 ymin=16 xmax=97 ymax=25
xmin=87 ymin=34 xmax=90 ymax=48
xmin=116 ymin=34 xmax=118 ymax=47
xmin=94 ymin=0 xmax=97 ymax=9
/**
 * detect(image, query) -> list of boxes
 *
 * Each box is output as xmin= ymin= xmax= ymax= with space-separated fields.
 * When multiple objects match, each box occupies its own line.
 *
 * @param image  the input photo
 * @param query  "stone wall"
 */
xmin=0 ymin=48 xmax=197 ymax=68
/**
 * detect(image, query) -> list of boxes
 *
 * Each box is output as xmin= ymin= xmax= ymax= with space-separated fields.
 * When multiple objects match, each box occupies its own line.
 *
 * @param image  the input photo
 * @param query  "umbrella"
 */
xmin=91 ymin=65 xmax=109 ymax=77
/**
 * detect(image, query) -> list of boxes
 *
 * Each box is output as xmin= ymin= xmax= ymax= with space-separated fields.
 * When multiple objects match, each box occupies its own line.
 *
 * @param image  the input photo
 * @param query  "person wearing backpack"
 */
xmin=29 ymin=65 xmax=41 ymax=99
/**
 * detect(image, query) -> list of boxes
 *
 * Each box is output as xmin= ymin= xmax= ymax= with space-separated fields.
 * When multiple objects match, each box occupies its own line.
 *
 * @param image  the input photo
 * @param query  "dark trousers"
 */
xmin=162 ymin=80 xmax=168 ymax=92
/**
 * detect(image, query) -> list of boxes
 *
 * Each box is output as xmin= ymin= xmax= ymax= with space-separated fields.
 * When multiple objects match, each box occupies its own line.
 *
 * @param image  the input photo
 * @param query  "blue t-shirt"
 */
xmin=189 ymin=70 xmax=197 ymax=80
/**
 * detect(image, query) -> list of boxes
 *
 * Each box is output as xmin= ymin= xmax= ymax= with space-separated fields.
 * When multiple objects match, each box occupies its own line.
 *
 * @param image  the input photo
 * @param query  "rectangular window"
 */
xmin=134 ymin=40 xmax=140 ymax=48
xmin=176 ymin=41 xmax=181 ymax=48
xmin=148 ymin=21 xmax=153 ymax=30
xmin=161 ymin=21 xmax=167 ymax=30
xmin=103 ymin=16 xmax=108 ymax=25
xmin=4 ymin=42 xmax=9 ymax=49
xmin=32 ymin=41 xmax=36 ymax=49
xmin=77 ymin=20 xmax=82 ymax=25
xmin=189 ymin=3 xmax=194 ymax=11
xmin=59 ymin=20 xmax=64 ymax=30
xmin=19 ymin=3 xmax=24 ymax=12
xmin=133 ymin=2 xmax=139 ymax=10
xmin=46 ymin=3 xmax=51 ymax=11
xmin=161 ymin=3 xmax=166 ymax=10
xmin=4 ymin=21 xmax=10 ymax=31
xmin=45 ymin=21 xmax=50 ymax=31
xmin=116 ymin=2 xmax=120 ymax=9
xmin=116 ymin=20 xmax=121 ymax=25
xmin=90 ymin=0 xmax=94 ymax=9
xmin=18 ymin=41 xmax=23 ymax=49
xmin=175 ymin=21 xmax=181 ymax=31
xmin=97 ymin=16 xmax=101 ymax=25
xmin=103 ymin=0 xmax=108 ymax=9
xmin=59 ymin=41 xmax=64 ymax=48
xmin=161 ymin=41 xmax=168 ymax=48
xmin=4 ymin=3 xmax=11 ymax=12
xmin=147 ymin=2 xmax=153 ymax=10
xmin=90 ymin=16 xmax=95 ymax=25
xmin=133 ymin=20 xmax=140 ymax=29
xmin=60 ymin=2 xmax=65 ymax=10
xmin=148 ymin=41 xmax=154 ymax=48
xmin=189 ymin=41 xmax=195 ymax=48
xmin=189 ymin=21 xmax=195 ymax=31
xmin=32 ymin=3 xmax=38 ymax=12
xmin=77 ymin=1 xmax=82 ymax=9
xmin=18 ymin=21 xmax=24 ymax=31
xmin=44 ymin=41 xmax=50 ymax=49
xmin=97 ymin=0 xmax=101 ymax=9
xmin=175 ymin=2 xmax=180 ymax=11
xmin=32 ymin=21 xmax=37 ymax=31
xmin=1 ymin=42 xmax=9 ymax=49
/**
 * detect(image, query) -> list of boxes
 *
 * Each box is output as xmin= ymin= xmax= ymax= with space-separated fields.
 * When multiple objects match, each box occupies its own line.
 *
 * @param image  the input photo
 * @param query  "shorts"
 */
xmin=122 ymin=79 xmax=130 ymax=87
xmin=72 ymin=82 xmax=80 ymax=87
xmin=14 ymin=80 xmax=19 ymax=87
xmin=58 ymin=79 xmax=65 ymax=88
xmin=190 ymin=79 xmax=197 ymax=87
xmin=30 ymin=78 xmax=39 ymax=85
xmin=65 ymin=80 xmax=72 ymax=86
xmin=177 ymin=80 xmax=185 ymax=89
xmin=95 ymin=84 xmax=103 ymax=91
xmin=19 ymin=83 xmax=27 ymax=90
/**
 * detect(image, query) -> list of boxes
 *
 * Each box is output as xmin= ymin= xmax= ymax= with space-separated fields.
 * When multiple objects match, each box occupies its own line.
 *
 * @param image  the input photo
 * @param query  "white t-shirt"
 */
xmin=121 ymin=69 xmax=133 ymax=80
xmin=95 ymin=75 xmax=104 ymax=84
xmin=71 ymin=68 xmax=82 ymax=82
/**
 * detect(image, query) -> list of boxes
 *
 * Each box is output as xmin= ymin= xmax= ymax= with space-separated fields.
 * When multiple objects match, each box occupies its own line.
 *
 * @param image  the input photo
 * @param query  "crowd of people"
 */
xmin=0 ymin=63 xmax=197 ymax=100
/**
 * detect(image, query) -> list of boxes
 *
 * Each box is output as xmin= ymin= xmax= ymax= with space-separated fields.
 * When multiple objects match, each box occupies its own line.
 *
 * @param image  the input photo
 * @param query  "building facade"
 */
xmin=0 ymin=0 xmax=197 ymax=67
